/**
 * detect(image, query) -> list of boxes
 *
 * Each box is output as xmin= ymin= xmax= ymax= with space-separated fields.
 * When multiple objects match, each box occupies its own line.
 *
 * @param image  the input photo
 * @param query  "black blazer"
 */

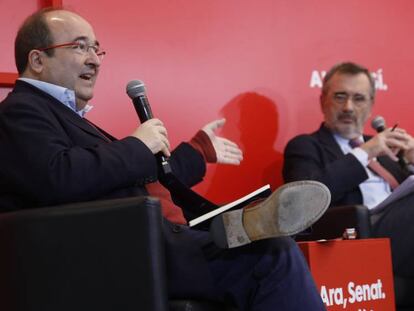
xmin=0 ymin=80 xmax=206 ymax=212
xmin=283 ymin=124 xmax=409 ymax=207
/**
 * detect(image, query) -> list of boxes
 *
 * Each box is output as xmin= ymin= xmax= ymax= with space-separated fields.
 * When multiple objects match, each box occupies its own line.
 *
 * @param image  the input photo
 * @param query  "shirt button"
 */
xmin=172 ymin=224 xmax=182 ymax=233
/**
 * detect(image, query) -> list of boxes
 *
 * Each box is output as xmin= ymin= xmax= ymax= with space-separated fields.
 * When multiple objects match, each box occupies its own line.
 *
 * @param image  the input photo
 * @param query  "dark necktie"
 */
xmin=349 ymin=138 xmax=399 ymax=190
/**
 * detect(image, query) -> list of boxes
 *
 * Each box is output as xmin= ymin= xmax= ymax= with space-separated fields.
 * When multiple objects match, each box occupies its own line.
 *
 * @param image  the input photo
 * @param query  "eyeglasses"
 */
xmin=37 ymin=40 xmax=106 ymax=60
xmin=332 ymin=92 xmax=372 ymax=107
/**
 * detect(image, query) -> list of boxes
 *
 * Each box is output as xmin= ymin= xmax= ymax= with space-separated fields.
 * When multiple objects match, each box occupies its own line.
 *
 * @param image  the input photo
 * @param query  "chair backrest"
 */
xmin=0 ymin=196 xmax=168 ymax=311
xmin=296 ymin=204 xmax=372 ymax=241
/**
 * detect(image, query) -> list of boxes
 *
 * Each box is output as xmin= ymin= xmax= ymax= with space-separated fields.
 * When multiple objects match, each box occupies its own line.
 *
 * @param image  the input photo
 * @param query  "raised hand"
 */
xmin=201 ymin=118 xmax=243 ymax=165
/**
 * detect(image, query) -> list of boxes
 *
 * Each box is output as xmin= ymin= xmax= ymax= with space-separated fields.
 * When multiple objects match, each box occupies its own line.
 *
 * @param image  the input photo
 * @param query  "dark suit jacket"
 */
xmin=0 ymin=80 xmax=216 ymax=295
xmin=0 ymin=80 xmax=205 ymax=213
xmin=283 ymin=123 xmax=409 ymax=207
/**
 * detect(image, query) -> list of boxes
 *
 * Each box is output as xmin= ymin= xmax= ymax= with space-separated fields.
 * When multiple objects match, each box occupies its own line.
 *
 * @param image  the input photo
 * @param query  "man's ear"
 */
xmin=320 ymin=94 xmax=326 ymax=112
xmin=27 ymin=50 xmax=44 ymax=74
xmin=367 ymin=101 xmax=374 ymax=118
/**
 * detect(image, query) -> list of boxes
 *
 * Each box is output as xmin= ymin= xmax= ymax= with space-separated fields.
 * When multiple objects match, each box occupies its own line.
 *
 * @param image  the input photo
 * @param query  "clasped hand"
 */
xmin=361 ymin=127 xmax=414 ymax=163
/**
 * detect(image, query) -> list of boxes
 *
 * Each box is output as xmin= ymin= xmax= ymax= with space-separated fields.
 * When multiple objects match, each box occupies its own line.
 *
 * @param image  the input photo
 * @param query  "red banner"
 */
xmin=299 ymin=239 xmax=395 ymax=311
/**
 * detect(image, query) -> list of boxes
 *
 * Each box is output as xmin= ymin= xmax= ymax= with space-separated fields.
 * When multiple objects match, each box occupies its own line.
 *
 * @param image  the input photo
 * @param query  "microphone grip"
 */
xmin=132 ymin=96 xmax=153 ymax=123
xmin=132 ymin=96 xmax=172 ymax=175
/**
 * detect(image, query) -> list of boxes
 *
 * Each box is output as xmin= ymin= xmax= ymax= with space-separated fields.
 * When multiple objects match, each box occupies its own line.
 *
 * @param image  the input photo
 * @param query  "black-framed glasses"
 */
xmin=332 ymin=92 xmax=372 ymax=107
xmin=37 ymin=40 xmax=106 ymax=60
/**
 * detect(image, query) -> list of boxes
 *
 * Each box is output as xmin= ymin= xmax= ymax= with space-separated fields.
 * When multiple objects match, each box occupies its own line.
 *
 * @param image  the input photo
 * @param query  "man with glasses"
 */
xmin=283 ymin=61 xmax=414 ymax=281
xmin=0 ymin=7 xmax=330 ymax=310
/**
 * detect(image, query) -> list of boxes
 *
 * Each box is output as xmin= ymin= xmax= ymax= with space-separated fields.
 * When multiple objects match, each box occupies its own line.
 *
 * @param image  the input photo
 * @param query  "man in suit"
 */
xmin=283 ymin=61 xmax=414 ymax=279
xmin=0 ymin=8 xmax=330 ymax=310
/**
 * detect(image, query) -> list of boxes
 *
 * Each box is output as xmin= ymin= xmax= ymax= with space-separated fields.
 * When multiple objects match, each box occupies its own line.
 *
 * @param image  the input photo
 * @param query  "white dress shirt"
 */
xmin=19 ymin=78 xmax=93 ymax=117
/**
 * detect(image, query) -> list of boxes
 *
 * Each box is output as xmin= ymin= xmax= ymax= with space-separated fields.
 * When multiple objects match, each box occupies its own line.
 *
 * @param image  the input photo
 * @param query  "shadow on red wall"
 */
xmin=204 ymin=92 xmax=283 ymax=204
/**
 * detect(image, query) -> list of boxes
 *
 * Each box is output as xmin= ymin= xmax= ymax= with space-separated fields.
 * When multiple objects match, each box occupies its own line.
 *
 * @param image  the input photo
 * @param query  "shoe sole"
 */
xmin=210 ymin=181 xmax=331 ymax=248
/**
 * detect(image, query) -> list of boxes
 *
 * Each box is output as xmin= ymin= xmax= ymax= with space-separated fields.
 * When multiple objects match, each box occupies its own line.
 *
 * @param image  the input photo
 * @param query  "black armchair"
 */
xmin=0 ymin=196 xmax=237 ymax=311
xmin=295 ymin=204 xmax=372 ymax=241
xmin=0 ymin=196 xmax=169 ymax=311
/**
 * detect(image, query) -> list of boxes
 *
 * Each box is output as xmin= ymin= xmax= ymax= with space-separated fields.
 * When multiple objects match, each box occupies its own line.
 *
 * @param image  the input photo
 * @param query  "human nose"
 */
xmin=86 ymin=50 xmax=101 ymax=67
xmin=342 ymin=97 xmax=354 ymax=111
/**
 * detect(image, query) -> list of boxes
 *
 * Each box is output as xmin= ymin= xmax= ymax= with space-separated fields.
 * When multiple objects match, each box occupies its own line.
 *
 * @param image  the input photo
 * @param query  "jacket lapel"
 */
xmin=315 ymin=123 xmax=345 ymax=159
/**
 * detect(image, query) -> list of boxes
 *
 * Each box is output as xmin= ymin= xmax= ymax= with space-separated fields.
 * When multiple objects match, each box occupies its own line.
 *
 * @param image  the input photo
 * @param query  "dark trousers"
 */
xmin=372 ymin=193 xmax=414 ymax=278
xmin=164 ymin=222 xmax=325 ymax=311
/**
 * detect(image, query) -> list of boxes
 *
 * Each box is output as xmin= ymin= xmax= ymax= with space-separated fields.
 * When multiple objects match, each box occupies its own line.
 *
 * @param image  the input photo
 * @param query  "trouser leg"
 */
xmin=166 ymin=223 xmax=324 ymax=311
xmin=204 ymin=236 xmax=324 ymax=311
xmin=372 ymin=194 xmax=414 ymax=277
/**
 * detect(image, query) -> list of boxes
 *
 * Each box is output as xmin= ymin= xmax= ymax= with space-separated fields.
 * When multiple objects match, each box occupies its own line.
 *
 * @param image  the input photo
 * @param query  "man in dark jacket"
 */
xmin=283 ymin=61 xmax=414 ymax=280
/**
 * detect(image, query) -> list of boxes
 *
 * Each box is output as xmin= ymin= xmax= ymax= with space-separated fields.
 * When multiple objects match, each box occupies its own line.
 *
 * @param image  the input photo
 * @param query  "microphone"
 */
xmin=371 ymin=115 xmax=386 ymax=133
xmin=126 ymin=80 xmax=153 ymax=122
xmin=371 ymin=115 xmax=408 ymax=172
xmin=126 ymin=80 xmax=172 ymax=174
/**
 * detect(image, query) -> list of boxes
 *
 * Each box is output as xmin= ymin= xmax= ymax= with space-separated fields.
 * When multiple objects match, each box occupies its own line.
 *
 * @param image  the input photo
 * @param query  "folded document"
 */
xmin=371 ymin=175 xmax=414 ymax=214
xmin=189 ymin=184 xmax=271 ymax=227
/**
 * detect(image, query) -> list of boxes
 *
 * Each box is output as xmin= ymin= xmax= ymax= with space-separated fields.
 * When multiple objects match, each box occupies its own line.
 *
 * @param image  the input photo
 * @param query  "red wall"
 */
xmin=2 ymin=0 xmax=414 ymax=204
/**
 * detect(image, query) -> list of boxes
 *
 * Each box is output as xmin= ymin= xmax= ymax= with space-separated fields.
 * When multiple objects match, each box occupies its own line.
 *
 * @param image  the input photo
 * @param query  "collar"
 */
xmin=333 ymin=132 xmax=364 ymax=146
xmin=18 ymin=78 xmax=93 ymax=117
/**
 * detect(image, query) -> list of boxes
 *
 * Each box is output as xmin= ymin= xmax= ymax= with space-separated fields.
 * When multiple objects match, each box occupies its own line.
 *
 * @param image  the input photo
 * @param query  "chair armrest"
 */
xmin=296 ymin=205 xmax=372 ymax=241
xmin=0 ymin=196 xmax=168 ymax=311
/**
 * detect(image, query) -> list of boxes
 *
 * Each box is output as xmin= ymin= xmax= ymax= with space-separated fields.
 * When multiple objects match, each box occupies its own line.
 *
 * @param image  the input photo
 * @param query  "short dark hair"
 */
xmin=322 ymin=62 xmax=376 ymax=99
xmin=14 ymin=8 xmax=60 ymax=74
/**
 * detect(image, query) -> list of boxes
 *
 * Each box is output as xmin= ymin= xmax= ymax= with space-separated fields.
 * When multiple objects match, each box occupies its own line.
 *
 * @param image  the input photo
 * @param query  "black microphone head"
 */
xmin=126 ymin=80 xmax=146 ymax=99
xmin=371 ymin=115 xmax=386 ymax=132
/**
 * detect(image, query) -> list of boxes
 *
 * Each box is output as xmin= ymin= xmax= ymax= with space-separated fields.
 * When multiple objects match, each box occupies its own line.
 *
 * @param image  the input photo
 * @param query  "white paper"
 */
xmin=371 ymin=175 xmax=414 ymax=214
xmin=188 ymin=184 xmax=271 ymax=227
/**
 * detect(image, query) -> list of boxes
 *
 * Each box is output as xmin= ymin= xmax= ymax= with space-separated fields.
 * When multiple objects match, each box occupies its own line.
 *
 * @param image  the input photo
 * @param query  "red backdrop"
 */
xmin=1 ymin=0 xmax=414 ymax=204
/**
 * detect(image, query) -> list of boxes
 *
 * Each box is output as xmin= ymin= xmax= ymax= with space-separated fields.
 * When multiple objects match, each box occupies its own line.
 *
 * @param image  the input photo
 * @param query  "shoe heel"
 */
xmin=210 ymin=209 xmax=251 ymax=249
